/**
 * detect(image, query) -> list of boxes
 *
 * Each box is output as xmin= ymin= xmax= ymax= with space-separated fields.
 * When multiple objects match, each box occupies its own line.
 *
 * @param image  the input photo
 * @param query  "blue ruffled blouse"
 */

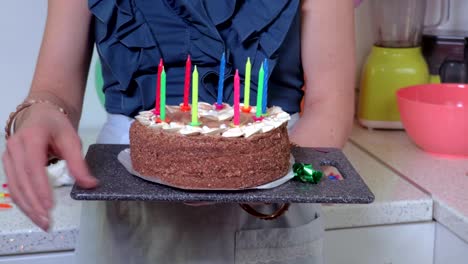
xmin=90 ymin=0 xmax=304 ymax=117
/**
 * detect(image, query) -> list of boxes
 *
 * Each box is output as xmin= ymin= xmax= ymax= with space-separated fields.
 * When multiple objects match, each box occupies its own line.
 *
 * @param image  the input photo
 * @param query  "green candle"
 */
xmin=256 ymin=63 xmax=264 ymax=118
xmin=191 ymin=66 xmax=200 ymax=126
xmin=243 ymin=57 xmax=251 ymax=108
xmin=160 ymin=67 xmax=166 ymax=121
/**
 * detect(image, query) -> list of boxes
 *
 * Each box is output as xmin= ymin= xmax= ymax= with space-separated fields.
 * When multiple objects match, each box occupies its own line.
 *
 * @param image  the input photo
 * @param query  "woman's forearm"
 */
xmin=291 ymin=0 xmax=356 ymax=148
xmin=20 ymin=0 xmax=94 ymax=129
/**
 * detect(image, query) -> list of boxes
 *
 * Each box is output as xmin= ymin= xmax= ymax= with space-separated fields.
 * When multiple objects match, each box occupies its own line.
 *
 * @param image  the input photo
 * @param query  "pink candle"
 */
xmin=233 ymin=69 xmax=240 ymax=126
xmin=154 ymin=59 xmax=163 ymax=115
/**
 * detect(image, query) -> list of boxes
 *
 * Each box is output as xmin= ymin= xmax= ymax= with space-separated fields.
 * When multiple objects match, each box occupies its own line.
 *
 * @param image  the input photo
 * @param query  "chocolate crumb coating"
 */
xmin=129 ymin=121 xmax=291 ymax=189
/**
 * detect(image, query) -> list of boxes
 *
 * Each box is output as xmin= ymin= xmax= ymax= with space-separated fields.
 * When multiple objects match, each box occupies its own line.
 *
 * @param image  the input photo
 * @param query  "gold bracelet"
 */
xmin=4 ymin=99 xmax=67 ymax=140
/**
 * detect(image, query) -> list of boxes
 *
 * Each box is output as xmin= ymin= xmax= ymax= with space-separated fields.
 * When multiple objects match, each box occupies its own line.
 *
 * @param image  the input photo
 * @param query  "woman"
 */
xmin=2 ymin=0 xmax=355 ymax=263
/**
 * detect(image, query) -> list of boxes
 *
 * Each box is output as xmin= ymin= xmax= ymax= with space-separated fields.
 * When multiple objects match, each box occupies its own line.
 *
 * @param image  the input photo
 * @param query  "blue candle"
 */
xmin=216 ymin=52 xmax=226 ymax=106
xmin=262 ymin=58 xmax=269 ymax=114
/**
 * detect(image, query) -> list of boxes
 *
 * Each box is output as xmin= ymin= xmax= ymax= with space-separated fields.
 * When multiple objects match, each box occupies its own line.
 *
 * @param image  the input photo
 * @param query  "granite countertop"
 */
xmin=350 ymin=123 xmax=468 ymax=242
xmin=0 ymin=128 xmax=433 ymax=256
xmin=0 ymin=129 xmax=97 ymax=256
xmin=322 ymin=142 xmax=432 ymax=229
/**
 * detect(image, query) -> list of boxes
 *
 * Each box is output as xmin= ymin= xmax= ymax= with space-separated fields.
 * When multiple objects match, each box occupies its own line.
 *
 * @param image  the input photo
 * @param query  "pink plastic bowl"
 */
xmin=396 ymin=84 xmax=468 ymax=158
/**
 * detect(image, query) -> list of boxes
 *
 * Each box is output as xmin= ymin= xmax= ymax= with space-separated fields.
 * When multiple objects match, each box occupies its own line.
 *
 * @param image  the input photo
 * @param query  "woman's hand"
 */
xmin=2 ymin=104 xmax=97 ymax=231
xmin=3 ymin=0 xmax=95 ymax=231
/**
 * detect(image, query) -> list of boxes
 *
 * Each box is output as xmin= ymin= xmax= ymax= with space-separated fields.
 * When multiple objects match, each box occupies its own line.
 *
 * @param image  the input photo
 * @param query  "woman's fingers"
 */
xmin=3 ymin=149 xmax=49 ymax=230
xmin=2 ymin=152 xmax=31 ymax=217
xmin=1 ymin=106 xmax=96 ymax=231
xmin=6 ymin=136 xmax=50 ymax=230
xmin=25 ymin=131 xmax=54 ymax=211
xmin=2 ymin=108 xmax=97 ymax=231
xmin=53 ymin=126 xmax=98 ymax=188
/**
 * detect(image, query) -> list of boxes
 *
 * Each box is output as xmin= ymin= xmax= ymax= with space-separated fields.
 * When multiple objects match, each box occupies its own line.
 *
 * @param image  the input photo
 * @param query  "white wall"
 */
xmin=0 ymin=1 xmax=106 ymax=131
xmin=0 ymin=1 xmax=44 ymax=128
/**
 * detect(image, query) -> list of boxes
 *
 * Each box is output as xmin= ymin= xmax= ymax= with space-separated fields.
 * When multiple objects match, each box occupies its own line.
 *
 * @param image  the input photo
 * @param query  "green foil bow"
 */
xmin=293 ymin=163 xmax=323 ymax=184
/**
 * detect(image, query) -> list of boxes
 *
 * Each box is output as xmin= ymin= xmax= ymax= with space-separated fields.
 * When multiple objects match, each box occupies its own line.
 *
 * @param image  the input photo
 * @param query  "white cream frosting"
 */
xmin=201 ymin=125 xmax=227 ymax=135
xmin=135 ymin=103 xmax=290 ymax=138
xmin=242 ymin=123 xmax=264 ymax=138
xmin=149 ymin=122 xmax=165 ymax=129
xmin=198 ymin=102 xmax=234 ymax=121
xmin=222 ymin=127 xmax=244 ymax=138
xmin=162 ymin=122 xmax=185 ymax=133
xmin=179 ymin=125 xmax=203 ymax=136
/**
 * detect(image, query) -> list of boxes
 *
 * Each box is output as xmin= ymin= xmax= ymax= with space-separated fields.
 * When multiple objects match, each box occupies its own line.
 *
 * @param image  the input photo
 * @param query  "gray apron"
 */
xmin=74 ymin=114 xmax=324 ymax=264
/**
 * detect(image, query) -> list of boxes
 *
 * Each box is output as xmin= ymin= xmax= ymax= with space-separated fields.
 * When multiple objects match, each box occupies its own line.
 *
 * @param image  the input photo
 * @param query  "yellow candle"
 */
xmin=243 ymin=57 xmax=251 ymax=108
xmin=191 ymin=66 xmax=200 ymax=126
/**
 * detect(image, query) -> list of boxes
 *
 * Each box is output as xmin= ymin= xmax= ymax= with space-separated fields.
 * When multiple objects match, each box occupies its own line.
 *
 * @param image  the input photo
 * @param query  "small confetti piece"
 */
xmin=328 ymin=175 xmax=338 ymax=180
xmin=2 ymin=184 xmax=7 ymax=188
xmin=0 ymin=193 xmax=10 ymax=198
xmin=0 ymin=203 xmax=12 ymax=209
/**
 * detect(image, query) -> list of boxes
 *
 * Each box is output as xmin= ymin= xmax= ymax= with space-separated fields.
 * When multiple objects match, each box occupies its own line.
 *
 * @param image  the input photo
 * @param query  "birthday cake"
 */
xmin=129 ymin=103 xmax=292 ymax=189
xmin=129 ymin=57 xmax=290 ymax=189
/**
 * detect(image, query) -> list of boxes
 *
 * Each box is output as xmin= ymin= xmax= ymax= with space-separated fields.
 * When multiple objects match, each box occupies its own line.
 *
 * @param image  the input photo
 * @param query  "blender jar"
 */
xmin=371 ymin=0 xmax=448 ymax=48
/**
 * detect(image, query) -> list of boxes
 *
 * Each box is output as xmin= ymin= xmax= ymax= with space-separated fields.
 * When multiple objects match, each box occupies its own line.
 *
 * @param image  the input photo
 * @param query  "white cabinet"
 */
xmin=2 ymin=221 xmax=467 ymax=264
xmin=434 ymin=223 xmax=468 ymax=264
xmin=0 ymin=251 xmax=74 ymax=264
xmin=324 ymin=222 xmax=435 ymax=264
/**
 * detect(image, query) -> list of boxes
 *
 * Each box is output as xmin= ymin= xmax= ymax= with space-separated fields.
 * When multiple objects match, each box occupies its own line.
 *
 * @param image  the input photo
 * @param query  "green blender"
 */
xmin=358 ymin=0 xmax=448 ymax=129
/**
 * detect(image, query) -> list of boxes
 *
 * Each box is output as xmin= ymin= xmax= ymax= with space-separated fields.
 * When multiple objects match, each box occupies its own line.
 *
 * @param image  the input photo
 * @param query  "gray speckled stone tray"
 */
xmin=71 ymin=144 xmax=374 ymax=204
